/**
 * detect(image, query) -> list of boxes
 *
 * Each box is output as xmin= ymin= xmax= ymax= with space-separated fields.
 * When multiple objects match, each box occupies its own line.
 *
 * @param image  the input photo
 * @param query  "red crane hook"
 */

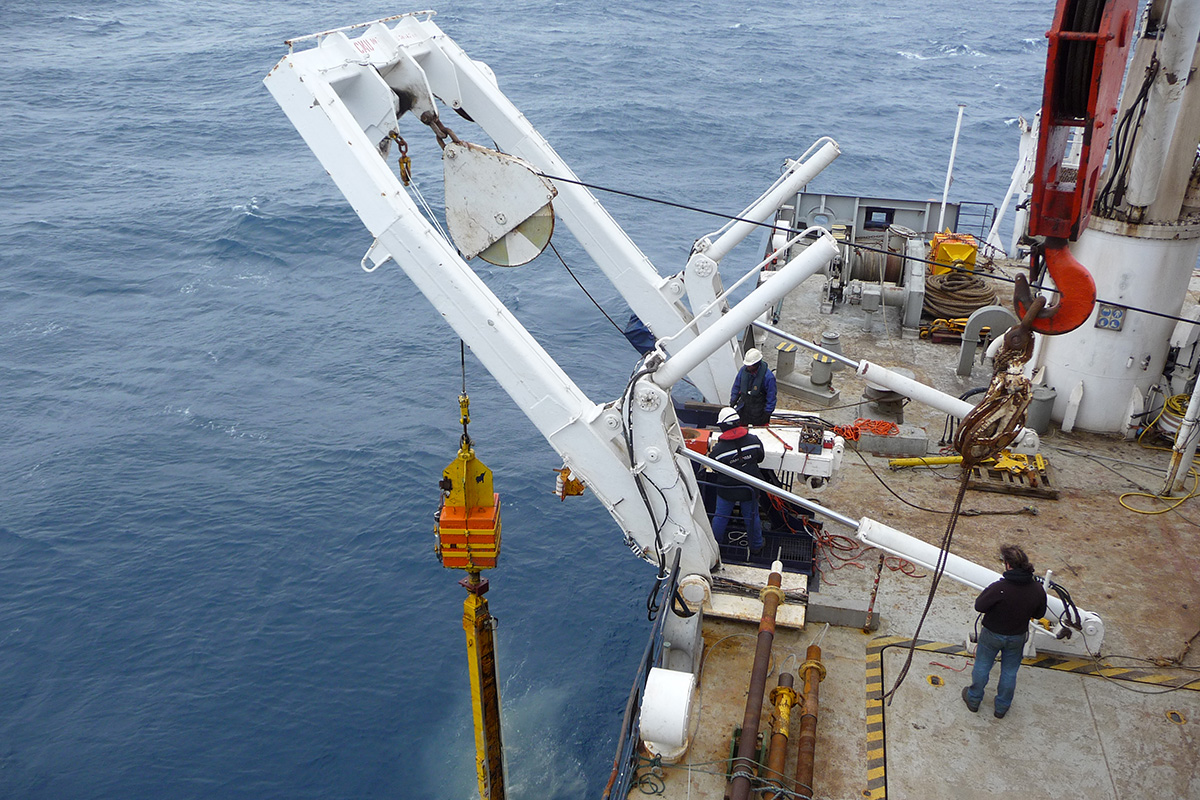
xmin=1013 ymin=238 xmax=1097 ymax=336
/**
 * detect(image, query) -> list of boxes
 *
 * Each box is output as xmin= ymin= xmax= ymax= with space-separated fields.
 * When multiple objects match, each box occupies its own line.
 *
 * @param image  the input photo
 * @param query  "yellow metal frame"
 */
xmin=437 ymin=394 xmax=502 ymax=570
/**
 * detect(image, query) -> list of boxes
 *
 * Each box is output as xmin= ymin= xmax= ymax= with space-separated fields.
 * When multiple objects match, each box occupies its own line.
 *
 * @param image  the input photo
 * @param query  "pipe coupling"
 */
xmin=799 ymin=659 xmax=827 ymax=682
xmin=769 ymin=684 xmax=798 ymax=708
xmin=759 ymin=585 xmax=787 ymax=605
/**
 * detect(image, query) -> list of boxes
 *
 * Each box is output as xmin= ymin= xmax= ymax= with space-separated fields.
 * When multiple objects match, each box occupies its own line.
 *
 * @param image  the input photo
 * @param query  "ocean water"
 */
xmin=2 ymin=2 xmax=1052 ymax=797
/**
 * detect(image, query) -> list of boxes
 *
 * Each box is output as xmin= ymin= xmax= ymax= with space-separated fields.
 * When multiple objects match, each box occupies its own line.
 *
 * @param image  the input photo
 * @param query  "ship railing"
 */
xmin=602 ymin=548 xmax=683 ymax=799
xmin=953 ymin=200 xmax=997 ymax=240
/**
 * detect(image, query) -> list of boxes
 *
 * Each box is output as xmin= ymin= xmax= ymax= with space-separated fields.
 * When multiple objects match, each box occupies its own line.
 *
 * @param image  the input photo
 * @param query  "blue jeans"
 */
xmin=967 ymin=626 xmax=1027 ymax=714
xmin=712 ymin=492 xmax=763 ymax=550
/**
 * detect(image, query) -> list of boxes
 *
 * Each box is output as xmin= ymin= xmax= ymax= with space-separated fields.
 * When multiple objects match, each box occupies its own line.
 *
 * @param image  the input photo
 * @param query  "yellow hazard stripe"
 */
xmin=864 ymin=638 xmax=889 ymax=798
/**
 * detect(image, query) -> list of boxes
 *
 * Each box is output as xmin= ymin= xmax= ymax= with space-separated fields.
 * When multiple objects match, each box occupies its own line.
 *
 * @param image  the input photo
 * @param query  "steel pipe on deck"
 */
xmin=794 ymin=644 xmax=826 ymax=799
xmin=729 ymin=561 xmax=786 ymax=800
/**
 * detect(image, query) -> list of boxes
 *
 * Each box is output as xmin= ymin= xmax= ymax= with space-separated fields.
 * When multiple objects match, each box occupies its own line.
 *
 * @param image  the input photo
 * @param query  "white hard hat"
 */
xmin=717 ymin=407 xmax=740 ymax=426
xmin=743 ymin=348 xmax=763 ymax=367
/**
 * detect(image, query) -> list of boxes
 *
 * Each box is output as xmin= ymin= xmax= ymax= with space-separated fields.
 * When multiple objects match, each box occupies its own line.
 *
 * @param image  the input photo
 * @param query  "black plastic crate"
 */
xmin=718 ymin=529 xmax=817 ymax=579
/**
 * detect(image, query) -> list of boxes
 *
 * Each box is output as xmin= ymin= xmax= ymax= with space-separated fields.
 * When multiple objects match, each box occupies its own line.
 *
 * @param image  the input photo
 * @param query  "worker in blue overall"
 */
xmin=730 ymin=348 xmax=777 ymax=426
xmin=709 ymin=406 xmax=766 ymax=554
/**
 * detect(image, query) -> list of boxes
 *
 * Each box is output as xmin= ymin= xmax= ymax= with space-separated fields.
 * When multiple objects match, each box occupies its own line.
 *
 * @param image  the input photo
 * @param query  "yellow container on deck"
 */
xmin=929 ymin=231 xmax=978 ymax=275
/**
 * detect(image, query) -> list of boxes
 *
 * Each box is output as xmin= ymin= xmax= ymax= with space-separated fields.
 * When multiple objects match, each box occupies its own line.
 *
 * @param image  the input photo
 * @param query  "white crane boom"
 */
xmin=267 ymin=13 xmax=1102 ymax=658
xmin=280 ymin=13 xmax=838 ymax=403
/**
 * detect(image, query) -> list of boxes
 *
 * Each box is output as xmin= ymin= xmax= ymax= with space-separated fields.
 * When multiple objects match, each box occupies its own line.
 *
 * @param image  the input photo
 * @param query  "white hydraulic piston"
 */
xmin=679 ymin=447 xmax=1104 ymax=656
xmin=652 ymin=234 xmax=839 ymax=389
xmin=701 ymin=139 xmax=841 ymax=264
xmin=754 ymin=320 xmax=1041 ymax=450
xmin=856 ymin=518 xmax=1104 ymax=655
xmin=1126 ymin=0 xmax=1200 ymax=209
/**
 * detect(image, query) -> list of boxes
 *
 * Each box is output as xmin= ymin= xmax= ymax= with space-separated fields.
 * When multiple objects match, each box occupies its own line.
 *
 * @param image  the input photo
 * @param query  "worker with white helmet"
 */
xmin=708 ymin=406 xmax=766 ymax=554
xmin=730 ymin=348 xmax=776 ymax=426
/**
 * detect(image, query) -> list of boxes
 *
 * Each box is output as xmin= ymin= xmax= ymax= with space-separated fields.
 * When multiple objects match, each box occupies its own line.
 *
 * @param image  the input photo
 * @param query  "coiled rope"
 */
xmin=923 ymin=271 xmax=999 ymax=318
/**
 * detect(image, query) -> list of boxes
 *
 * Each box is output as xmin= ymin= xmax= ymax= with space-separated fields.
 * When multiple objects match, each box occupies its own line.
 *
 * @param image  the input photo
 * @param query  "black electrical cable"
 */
xmin=1096 ymin=56 xmax=1159 ymax=214
xmin=943 ymin=387 xmax=988 ymax=445
xmin=1042 ymin=577 xmax=1083 ymax=630
xmin=852 ymin=447 xmax=1034 ymax=515
xmin=621 ymin=364 xmax=674 ymax=616
xmin=548 ymin=240 xmax=626 ymax=336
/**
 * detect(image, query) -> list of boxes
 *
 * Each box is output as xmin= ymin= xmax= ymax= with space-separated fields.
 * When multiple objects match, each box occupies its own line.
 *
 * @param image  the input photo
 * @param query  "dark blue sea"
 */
xmin=3 ymin=2 xmax=1052 ymax=797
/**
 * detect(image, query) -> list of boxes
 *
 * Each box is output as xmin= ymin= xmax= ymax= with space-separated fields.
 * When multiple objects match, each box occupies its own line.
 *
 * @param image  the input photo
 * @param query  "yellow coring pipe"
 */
xmin=888 ymin=455 xmax=963 ymax=469
xmin=463 ymin=571 xmax=505 ymax=799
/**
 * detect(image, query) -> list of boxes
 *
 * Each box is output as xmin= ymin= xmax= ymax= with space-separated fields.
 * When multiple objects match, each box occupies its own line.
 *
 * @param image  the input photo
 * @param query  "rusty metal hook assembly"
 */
xmin=954 ymin=296 xmax=1046 ymax=465
xmin=420 ymin=111 xmax=463 ymax=149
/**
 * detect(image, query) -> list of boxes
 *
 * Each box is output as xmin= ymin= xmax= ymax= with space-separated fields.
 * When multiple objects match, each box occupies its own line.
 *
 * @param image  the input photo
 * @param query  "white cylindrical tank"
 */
xmin=1037 ymin=217 xmax=1200 ymax=433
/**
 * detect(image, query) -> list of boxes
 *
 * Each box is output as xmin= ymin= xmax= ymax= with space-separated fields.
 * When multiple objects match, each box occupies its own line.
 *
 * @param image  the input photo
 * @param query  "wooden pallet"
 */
xmin=929 ymin=330 xmax=964 ymax=344
xmin=967 ymin=462 xmax=1059 ymax=499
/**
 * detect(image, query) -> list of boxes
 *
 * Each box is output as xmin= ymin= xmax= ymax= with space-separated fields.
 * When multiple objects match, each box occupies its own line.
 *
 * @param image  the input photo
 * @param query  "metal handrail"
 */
xmin=603 ymin=549 xmax=683 ymax=798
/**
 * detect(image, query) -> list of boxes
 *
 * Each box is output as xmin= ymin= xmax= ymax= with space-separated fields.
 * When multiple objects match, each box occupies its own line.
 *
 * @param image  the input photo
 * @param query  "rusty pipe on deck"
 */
xmin=730 ymin=561 xmax=786 ymax=800
xmin=764 ymin=673 xmax=797 ymax=800
xmin=794 ymin=644 xmax=826 ymax=799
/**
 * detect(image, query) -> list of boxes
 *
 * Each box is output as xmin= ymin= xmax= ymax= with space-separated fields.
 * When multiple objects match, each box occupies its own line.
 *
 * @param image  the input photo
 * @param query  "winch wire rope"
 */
xmin=458 ymin=340 xmax=471 ymax=447
xmin=547 ymin=240 xmax=626 ymax=336
xmin=884 ymin=309 xmax=1042 ymax=700
xmin=882 ymin=472 xmax=971 ymax=702
xmin=851 ymin=446 xmax=1036 ymax=518
xmin=1079 ymin=629 xmax=1200 ymax=696
xmin=923 ymin=270 xmax=999 ymax=318
xmin=532 ymin=172 xmax=1200 ymax=330
xmin=404 ymin=175 xmax=452 ymax=243
xmin=1097 ymin=629 xmax=1200 ymax=674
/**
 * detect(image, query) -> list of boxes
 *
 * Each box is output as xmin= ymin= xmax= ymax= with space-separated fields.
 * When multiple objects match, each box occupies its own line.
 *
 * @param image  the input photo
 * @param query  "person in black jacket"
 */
xmin=729 ymin=348 xmax=777 ymax=426
xmin=708 ymin=406 xmax=766 ymax=553
xmin=963 ymin=544 xmax=1048 ymax=718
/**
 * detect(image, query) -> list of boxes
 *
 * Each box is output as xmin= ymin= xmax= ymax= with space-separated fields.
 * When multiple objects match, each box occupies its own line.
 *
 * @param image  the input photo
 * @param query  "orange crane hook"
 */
xmin=1019 ymin=0 xmax=1135 ymax=336
xmin=1013 ymin=238 xmax=1097 ymax=336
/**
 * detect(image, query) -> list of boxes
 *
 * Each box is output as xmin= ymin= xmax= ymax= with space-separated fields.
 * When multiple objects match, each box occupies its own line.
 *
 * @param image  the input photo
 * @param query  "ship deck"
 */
xmin=633 ymin=258 xmax=1200 ymax=799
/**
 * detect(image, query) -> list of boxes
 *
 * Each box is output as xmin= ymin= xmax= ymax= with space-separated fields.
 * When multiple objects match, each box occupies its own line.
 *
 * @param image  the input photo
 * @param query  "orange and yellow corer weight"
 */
xmin=437 ymin=393 xmax=501 ymax=570
xmin=434 ymin=393 xmax=506 ymax=800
